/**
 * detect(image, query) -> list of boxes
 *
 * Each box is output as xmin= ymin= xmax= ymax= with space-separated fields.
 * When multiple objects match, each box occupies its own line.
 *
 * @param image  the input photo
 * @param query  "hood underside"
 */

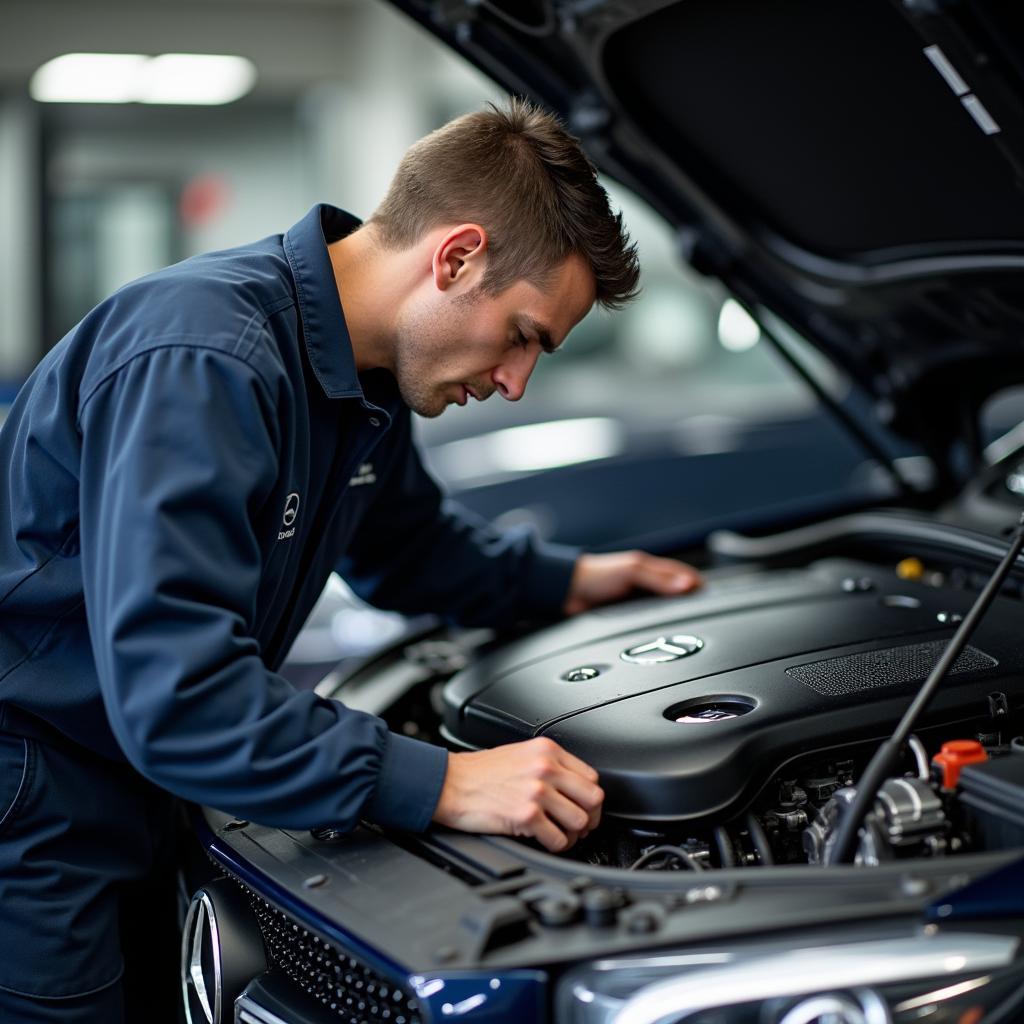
xmin=391 ymin=0 xmax=1024 ymax=486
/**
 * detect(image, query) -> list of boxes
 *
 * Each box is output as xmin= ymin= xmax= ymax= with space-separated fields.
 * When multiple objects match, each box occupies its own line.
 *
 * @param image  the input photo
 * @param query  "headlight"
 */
xmin=556 ymin=931 xmax=1022 ymax=1024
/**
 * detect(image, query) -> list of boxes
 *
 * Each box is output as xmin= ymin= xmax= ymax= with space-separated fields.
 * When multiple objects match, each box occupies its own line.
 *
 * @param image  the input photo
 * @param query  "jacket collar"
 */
xmin=283 ymin=204 xmax=364 ymax=399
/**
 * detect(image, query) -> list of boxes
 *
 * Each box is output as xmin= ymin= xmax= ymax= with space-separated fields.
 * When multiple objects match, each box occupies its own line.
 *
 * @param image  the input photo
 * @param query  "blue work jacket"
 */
xmin=0 ymin=204 xmax=578 ymax=833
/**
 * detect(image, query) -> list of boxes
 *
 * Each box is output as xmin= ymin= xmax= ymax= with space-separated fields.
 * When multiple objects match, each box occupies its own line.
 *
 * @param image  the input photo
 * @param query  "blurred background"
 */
xmin=0 ymin=0 xmax=888 ymax=677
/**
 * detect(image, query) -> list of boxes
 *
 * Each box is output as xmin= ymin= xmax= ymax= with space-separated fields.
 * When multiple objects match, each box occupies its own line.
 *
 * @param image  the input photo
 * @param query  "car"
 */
xmin=180 ymin=2 xmax=1024 ymax=1022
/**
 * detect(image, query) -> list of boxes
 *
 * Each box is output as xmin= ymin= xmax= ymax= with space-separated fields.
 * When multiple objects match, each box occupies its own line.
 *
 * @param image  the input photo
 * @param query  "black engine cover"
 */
xmin=442 ymin=560 xmax=1024 ymax=822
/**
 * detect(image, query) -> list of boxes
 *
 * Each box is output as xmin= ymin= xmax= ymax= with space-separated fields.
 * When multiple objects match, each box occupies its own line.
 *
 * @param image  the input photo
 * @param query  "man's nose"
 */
xmin=492 ymin=347 xmax=539 ymax=402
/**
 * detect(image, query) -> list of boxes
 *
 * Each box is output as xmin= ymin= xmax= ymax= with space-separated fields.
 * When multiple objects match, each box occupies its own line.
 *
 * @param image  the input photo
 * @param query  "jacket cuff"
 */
xmin=520 ymin=541 xmax=581 ymax=620
xmin=364 ymin=731 xmax=448 ymax=832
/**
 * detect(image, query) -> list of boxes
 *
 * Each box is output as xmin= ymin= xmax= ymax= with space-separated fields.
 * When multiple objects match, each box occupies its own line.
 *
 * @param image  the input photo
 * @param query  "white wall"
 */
xmin=0 ymin=98 xmax=40 ymax=379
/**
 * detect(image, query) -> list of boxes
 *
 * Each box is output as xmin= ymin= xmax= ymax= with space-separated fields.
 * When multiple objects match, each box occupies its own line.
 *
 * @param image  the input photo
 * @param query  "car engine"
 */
xmin=366 ymin=516 xmax=1024 ymax=874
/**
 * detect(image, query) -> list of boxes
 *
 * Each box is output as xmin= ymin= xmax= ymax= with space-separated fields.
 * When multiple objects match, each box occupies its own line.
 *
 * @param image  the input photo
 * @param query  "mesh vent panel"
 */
xmin=786 ymin=641 xmax=997 ymax=697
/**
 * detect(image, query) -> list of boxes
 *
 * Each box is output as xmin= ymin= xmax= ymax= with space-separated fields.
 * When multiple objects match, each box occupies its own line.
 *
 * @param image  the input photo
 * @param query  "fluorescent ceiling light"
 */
xmin=30 ymin=54 xmax=149 ymax=104
xmin=139 ymin=55 xmax=257 ymax=105
xmin=30 ymin=53 xmax=256 ymax=105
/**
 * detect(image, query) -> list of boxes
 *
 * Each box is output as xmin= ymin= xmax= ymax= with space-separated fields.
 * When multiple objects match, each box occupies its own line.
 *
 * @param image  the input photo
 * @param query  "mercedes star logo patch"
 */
xmin=621 ymin=634 xmax=704 ymax=664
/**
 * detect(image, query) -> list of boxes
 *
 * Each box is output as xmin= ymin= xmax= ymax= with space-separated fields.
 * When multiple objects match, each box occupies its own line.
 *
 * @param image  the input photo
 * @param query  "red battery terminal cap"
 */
xmin=932 ymin=739 xmax=988 ymax=789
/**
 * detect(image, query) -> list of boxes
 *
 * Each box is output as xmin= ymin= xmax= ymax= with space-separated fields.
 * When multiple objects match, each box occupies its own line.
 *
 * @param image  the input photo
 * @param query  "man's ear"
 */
xmin=432 ymin=224 xmax=488 ymax=293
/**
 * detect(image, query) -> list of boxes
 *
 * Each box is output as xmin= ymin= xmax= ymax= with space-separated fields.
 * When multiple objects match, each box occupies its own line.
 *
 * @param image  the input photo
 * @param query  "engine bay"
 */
xmin=368 ymin=515 xmax=1024 ymax=875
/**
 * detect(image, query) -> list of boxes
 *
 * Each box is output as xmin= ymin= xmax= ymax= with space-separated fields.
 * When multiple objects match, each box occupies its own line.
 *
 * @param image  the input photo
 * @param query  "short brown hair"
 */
xmin=369 ymin=98 xmax=640 ymax=310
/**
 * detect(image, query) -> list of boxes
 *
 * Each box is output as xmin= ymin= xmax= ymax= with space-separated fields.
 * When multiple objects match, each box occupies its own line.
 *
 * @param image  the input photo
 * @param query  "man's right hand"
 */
xmin=431 ymin=737 xmax=603 ymax=852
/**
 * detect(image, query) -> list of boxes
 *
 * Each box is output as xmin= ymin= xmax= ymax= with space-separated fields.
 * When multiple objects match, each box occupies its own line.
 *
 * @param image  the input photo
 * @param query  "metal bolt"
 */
xmin=303 ymin=873 xmax=329 ymax=889
xmin=222 ymin=819 xmax=248 ymax=832
xmin=561 ymin=666 xmax=601 ymax=682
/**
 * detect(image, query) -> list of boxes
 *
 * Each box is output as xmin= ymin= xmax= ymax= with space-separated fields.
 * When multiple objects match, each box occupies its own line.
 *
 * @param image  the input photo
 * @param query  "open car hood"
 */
xmin=389 ymin=0 xmax=1024 ymax=491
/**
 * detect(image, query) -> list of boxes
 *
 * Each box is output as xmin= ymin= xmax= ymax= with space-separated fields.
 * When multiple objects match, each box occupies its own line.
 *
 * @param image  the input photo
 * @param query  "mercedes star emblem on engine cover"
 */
xmin=621 ymin=635 xmax=704 ymax=664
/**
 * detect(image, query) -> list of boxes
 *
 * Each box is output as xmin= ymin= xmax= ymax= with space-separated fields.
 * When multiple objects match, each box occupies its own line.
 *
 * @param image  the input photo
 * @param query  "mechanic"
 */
xmin=0 ymin=99 xmax=700 ymax=1022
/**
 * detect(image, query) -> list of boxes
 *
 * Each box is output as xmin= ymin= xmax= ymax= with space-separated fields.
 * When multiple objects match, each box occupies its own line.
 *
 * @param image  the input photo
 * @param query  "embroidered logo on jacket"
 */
xmin=279 ymin=492 xmax=300 ymax=540
xmin=349 ymin=462 xmax=376 ymax=487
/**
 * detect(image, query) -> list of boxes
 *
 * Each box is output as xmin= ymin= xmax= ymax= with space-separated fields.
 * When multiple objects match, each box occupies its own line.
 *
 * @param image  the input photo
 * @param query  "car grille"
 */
xmin=241 ymin=886 xmax=422 ymax=1024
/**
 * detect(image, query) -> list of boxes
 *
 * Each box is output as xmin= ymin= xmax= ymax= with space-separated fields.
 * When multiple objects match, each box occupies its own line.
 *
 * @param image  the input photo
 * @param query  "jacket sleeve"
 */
xmin=78 ymin=345 xmax=446 ymax=831
xmin=337 ymin=409 xmax=580 ymax=628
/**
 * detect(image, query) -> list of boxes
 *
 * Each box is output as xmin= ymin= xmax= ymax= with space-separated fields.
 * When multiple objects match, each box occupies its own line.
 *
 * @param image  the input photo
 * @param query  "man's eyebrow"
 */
xmin=522 ymin=316 xmax=556 ymax=354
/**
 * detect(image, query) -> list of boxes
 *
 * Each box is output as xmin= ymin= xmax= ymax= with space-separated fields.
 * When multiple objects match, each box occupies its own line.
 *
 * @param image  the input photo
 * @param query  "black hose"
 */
xmin=713 ymin=826 xmax=737 ymax=868
xmin=629 ymin=844 xmax=705 ymax=872
xmin=746 ymin=814 xmax=774 ymax=866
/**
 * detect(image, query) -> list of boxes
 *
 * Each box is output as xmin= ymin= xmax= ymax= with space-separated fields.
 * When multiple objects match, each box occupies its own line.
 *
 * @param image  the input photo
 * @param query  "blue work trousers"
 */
xmin=0 ymin=711 xmax=179 ymax=1022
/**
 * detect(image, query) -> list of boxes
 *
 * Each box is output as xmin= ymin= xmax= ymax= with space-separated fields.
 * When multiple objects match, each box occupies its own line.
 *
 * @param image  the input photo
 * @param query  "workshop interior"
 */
xmin=4 ymin=2 xmax=1024 ymax=1023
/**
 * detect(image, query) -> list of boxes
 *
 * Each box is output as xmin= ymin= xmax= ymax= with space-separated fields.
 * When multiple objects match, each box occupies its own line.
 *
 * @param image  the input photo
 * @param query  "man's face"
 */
xmin=392 ymin=254 xmax=596 ymax=418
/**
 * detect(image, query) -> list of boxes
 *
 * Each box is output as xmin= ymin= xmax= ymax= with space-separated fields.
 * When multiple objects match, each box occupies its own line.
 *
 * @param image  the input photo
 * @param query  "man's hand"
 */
xmin=563 ymin=550 xmax=702 ymax=616
xmin=432 ymin=737 xmax=603 ymax=852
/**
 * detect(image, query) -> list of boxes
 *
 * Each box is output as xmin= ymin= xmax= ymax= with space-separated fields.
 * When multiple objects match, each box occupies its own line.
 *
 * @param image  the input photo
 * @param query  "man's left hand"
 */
xmin=563 ymin=550 xmax=702 ymax=616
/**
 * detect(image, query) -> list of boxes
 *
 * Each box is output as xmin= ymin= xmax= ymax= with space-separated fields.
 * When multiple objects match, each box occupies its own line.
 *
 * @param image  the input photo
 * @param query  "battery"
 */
xmin=959 ymin=754 xmax=1024 ymax=851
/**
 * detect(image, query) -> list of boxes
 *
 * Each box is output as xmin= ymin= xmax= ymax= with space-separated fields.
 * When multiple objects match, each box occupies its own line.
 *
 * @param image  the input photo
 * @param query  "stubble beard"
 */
xmin=394 ymin=358 xmax=449 ymax=418
xmin=392 ymin=291 xmax=479 ymax=418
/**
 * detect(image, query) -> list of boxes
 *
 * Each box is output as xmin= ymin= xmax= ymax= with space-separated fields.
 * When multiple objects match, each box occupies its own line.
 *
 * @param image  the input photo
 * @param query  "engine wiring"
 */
xmin=628 ymin=844 xmax=706 ymax=872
